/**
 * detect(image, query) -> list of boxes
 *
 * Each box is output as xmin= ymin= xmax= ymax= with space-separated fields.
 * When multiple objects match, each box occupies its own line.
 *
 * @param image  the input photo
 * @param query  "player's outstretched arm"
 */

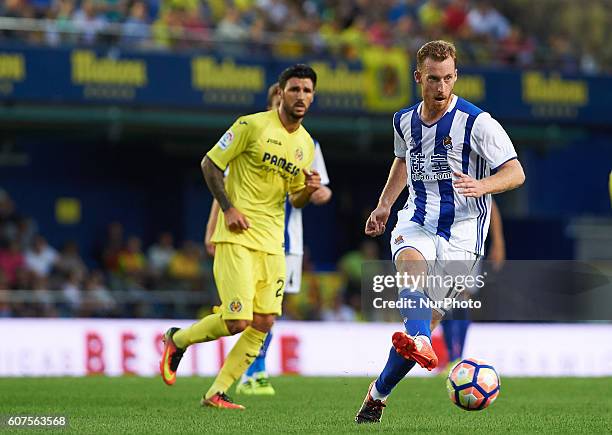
xmin=205 ymin=199 xmax=220 ymax=256
xmin=365 ymin=157 xmax=407 ymax=237
xmin=290 ymin=169 xmax=322 ymax=208
xmin=453 ymin=159 xmax=525 ymax=198
xmin=201 ymin=156 xmax=250 ymax=232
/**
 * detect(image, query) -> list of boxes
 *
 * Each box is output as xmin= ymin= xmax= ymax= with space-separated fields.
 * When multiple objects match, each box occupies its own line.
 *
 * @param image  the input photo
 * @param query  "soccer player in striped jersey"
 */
xmin=355 ymin=40 xmax=525 ymax=423
xmin=205 ymin=83 xmax=332 ymax=395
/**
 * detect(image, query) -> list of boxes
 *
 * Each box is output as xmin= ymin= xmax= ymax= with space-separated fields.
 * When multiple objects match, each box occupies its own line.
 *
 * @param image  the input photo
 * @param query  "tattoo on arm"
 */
xmin=202 ymin=157 xmax=232 ymax=211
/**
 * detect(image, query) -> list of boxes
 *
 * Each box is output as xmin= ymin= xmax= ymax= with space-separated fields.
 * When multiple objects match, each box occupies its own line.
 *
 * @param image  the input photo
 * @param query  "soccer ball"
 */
xmin=446 ymin=358 xmax=500 ymax=411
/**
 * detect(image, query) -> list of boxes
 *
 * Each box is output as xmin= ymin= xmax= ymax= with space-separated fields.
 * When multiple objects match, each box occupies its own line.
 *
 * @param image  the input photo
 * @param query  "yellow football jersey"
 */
xmin=207 ymin=109 xmax=315 ymax=255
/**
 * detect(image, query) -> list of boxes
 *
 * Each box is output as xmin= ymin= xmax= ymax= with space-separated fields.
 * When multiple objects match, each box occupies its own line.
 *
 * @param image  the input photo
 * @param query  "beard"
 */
xmin=287 ymin=103 xmax=307 ymax=121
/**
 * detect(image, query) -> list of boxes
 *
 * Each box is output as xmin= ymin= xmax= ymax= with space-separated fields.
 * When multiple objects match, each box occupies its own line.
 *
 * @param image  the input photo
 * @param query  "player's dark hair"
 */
xmin=267 ymin=82 xmax=280 ymax=108
xmin=417 ymin=40 xmax=457 ymax=70
xmin=278 ymin=64 xmax=317 ymax=90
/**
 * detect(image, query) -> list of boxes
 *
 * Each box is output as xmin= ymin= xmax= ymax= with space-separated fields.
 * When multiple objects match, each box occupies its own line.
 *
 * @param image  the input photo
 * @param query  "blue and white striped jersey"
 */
xmin=284 ymin=140 xmax=330 ymax=255
xmin=393 ymin=95 xmax=516 ymax=255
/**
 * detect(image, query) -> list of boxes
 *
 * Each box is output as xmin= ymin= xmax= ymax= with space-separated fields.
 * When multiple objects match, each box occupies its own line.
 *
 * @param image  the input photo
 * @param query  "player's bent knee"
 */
xmin=251 ymin=314 xmax=275 ymax=333
xmin=225 ymin=319 xmax=250 ymax=335
xmin=395 ymin=247 xmax=428 ymax=276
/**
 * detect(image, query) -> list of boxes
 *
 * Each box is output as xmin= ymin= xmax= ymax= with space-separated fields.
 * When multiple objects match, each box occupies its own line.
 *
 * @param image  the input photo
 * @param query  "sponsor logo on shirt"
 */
xmin=267 ymin=138 xmax=282 ymax=145
xmin=262 ymin=152 xmax=301 ymax=177
xmin=394 ymin=235 xmax=404 ymax=245
xmin=218 ymin=129 xmax=234 ymax=150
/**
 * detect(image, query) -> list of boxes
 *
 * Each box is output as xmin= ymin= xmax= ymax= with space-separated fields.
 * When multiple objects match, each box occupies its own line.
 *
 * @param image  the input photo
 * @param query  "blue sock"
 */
xmin=373 ymin=288 xmax=431 ymax=397
xmin=441 ymin=319 xmax=455 ymax=359
xmin=245 ymin=330 xmax=273 ymax=377
xmin=375 ymin=347 xmax=416 ymax=396
xmin=455 ymin=319 xmax=470 ymax=359
xmin=398 ymin=288 xmax=432 ymax=340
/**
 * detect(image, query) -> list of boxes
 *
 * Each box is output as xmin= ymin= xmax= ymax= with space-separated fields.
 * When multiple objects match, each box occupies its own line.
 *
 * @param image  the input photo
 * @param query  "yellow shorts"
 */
xmin=213 ymin=242 xmax=286 ymax=320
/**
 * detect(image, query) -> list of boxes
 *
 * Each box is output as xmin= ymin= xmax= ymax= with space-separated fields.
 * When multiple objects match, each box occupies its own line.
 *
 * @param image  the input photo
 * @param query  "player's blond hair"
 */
xmin=416 ymin=40 xmax=457 ymax=70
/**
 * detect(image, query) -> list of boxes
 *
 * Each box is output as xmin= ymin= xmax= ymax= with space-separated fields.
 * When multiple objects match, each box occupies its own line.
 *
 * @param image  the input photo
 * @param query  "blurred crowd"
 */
xmin=0 ymin=0 xmax=610 ymax=73
xmin=0 ymin=187 xmax=371 ymax=321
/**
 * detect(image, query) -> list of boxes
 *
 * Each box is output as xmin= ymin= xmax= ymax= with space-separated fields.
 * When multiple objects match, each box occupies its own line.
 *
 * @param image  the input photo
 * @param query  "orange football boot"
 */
xmin=392 ymin=332 xmax=438 ymax=371
xmin=160 ymin=327 xmax=185 ymax=386
xmin=201 ymin=392 xmax=245 ymax=410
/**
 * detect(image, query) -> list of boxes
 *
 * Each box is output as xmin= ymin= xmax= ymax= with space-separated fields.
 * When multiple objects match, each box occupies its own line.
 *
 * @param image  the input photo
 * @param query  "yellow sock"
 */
xmin=205 ymin=326 xmax=267 ymax=398
xmin=172 ymin=312 xmax=230 ymax=349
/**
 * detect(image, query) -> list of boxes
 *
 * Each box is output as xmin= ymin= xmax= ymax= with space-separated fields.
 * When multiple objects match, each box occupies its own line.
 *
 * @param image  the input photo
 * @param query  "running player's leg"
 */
xmin=202 ymin=246 xmax=271 ymax=408
xmin=161 ymin=242 xmax=252 ymax=387
xmin=239 ymin=254 xmax=298 ymax=393
xmin=357 ymin=225 xmax=436 ymax=423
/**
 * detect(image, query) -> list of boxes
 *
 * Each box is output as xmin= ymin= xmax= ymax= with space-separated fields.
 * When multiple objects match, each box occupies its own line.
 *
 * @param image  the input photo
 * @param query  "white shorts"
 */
xmin=284 ymin=254 xmax=303 ymax=294
xmin=390 ymin=221 xmax=481 ymax=315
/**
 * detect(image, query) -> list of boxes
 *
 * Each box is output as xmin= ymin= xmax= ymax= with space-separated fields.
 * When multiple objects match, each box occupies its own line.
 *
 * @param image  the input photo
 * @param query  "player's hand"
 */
xmin=365 ymin=205 xmax=390 ymax=237
xmin=453 ymin=172 xmax=488 ymax=198
xmin=204 ymin=234 xmax=216 ymax=257
xmin=224 ymin=207 xmax=250 ymax=233
xmin=303 ymin=168 xmax=321 ymax=195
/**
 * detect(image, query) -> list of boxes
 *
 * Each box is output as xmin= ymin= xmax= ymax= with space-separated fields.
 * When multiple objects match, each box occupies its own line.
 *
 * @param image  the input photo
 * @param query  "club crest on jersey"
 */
xmin=295 ymin=147 xmax=304 ymax=161
xmin=443 ymin=136 xmax=453 ymax=150
xmin=394 ymin=235 xmax=404 ymax=245
xmin=229 ymin=300 xmax=242 ymax=313
xmin=218 ymin=130 xmax=234 ymax=150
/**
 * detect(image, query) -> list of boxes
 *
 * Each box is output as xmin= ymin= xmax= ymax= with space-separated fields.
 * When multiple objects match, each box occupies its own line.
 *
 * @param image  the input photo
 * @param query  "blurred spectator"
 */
xmin=118 ymin=236 xmax=147 ymax=277
xmin=418 ymin=0 xmax=444 ymax=31
xmin=168 ymin=240 xmax=202 ymax=281
xmin=338 ymin=239 xmax=380 ymax=312
xmin=121 ymin=1 xmax=151 ymax=47
xmin=13 ymin=216 xmax=37 ymax=252
xmin=499 ymin=25 xmax=534 ymax=67
xmin=54 ymin=240 xmax=88 ymax=280
xmin=467 ymin=0 xmax=510 ymax=40
xmin=0 ymin=189 xmax=20 ymax=245
xmin=72 ymin=0 xmax=108 ymax=45
xmin=0 ymin=239 xmax=25 ymax=286
xmin=32 ymin=275 xmax=57 ymax=317
xmin=81 ymin=270 xmax=117 ymax=317
xmin=147 ymin=232 xmax=175 ymax=276
xmin=45 ymin=0 xmax=78 ymax=45
xmin=152 ymin=8 xmax=185 ymax=48
xmin=322 ymin=292 xmax=357 ymax=322
xmin=214 ymin=7 xmax=248 ymax=44
xmin=444 ymin=0 xmax=469 ymax=35
xmin=25 ymin=235 xmax=58 ymax=278
xmin=388 ymin=0 xmax=420 ymax=23
xmin=367 ymin=16 xmax=393 ymax=47
xmin=61 ymin=270 xmax=82 ymax=315
xmin=99 ymin=221 xmax=123 ymax=273
xmin=0 ymin=270 xmax=11 ymax=317
xmin=182 ymin=5 xmax=209 ymax=45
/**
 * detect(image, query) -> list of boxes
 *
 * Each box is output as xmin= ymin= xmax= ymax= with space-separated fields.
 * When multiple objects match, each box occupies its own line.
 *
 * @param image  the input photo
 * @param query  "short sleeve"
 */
xmin=393 ymin=112 xmax=408 ymax=158
xmin=471 ymin=113 xmax=517 ymax=170
xmin=288 ymin=139 xmax=316 ymax=195
xmin=206 ymin=117 xmax=251 ymax=170
xmin=312 ymin=141 xmax=330 ymax=185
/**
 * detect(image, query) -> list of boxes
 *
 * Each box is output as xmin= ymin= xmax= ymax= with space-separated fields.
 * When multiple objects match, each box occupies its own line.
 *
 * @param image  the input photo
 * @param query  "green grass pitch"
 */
xmin=1 ymin=376 xmax=610 ymax=433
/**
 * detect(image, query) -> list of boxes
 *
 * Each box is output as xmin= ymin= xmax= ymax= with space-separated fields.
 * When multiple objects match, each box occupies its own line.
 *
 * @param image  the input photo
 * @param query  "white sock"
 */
xmin=240 ymin=373 xmax=251 ymax=383
xmin=370 ymin=382 xmax=389 ymax=401
xmin=419 ymin=335 xmax=431 ymax=345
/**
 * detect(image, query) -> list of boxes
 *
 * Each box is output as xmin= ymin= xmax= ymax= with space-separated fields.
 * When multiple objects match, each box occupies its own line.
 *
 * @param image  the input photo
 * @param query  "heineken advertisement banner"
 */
xmin=0 ymin=44 xmax=609 ymax=124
